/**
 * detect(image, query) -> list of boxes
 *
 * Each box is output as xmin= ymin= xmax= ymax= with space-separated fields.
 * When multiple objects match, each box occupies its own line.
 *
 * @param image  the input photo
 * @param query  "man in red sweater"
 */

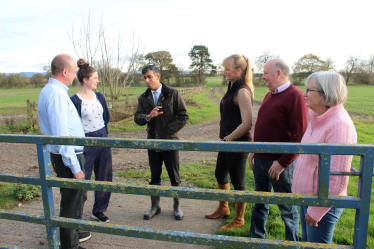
xmin=249 ymin=59 xmax=308 ymax=241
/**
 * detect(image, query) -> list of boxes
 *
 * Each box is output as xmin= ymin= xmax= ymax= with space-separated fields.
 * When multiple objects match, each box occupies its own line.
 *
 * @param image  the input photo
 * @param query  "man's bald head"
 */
xmin=51 ymin=54 xmax=76 ymax=76
xmin=267 ymin=58 xmax=289 ymax=78
xmin=262 ymin=59 xmax=290 ymax=92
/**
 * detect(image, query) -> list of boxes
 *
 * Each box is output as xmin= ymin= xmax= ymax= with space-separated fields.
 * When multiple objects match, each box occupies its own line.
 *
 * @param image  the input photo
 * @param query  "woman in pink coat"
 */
xmin=292 ymin=71 xmax=357 ymax=244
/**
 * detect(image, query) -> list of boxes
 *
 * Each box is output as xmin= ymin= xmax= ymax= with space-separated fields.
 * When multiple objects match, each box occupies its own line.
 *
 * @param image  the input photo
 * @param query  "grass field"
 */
xmin=108 ymin=87 xmax=219 ymax=132
xmin=0 ymin=85 xmax=146 ymax=116
xmin=112 ymin=77 xmax=374 ymax=246
xmin=1 ymin=77 xmax=374 ymax=246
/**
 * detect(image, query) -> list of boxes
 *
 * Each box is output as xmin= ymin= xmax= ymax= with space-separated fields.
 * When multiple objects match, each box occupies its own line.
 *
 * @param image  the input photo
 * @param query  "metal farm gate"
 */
xmin=0 ymin=134 xmax=373 ymax=248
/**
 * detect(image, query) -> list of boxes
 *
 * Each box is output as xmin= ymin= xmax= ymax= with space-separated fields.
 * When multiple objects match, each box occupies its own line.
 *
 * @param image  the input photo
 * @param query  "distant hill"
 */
xmin=19 ymin=72 xmax=47 ymax=77
xmin=5 ymin=72 xmax=47 ymax=77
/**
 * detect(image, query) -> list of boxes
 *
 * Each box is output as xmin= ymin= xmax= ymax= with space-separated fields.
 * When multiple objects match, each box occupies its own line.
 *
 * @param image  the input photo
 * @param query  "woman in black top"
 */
xmin=205 ymin=54 xmax=254 ymax=230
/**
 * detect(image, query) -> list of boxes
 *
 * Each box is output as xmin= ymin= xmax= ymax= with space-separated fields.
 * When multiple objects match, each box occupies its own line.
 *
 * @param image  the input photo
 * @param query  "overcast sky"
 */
xmin=0 ymin=0 xmax=372 ymax=74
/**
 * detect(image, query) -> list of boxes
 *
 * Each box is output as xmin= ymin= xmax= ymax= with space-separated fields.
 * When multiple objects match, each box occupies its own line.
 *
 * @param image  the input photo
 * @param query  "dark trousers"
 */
xmin=50 ymin=153 xmax=87 ymax=249
xmin=85 ymin=127 xmax=113 ymax=214
xmin=250 ymin=155 xmax=299 ymax=241
xmin=148 ymin=150 xmax=180 ymax=186
xmin=215 ymin=152 xmax=249 ymax=190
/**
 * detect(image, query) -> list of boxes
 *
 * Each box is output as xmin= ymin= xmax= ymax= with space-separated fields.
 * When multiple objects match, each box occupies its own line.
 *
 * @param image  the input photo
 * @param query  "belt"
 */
xmin=50 ymin=150 xmax=86 ymax=155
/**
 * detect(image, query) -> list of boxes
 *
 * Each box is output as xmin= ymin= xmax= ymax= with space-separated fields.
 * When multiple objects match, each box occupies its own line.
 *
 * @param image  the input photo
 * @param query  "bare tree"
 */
xmin=254 ymin=50 xmax=279 ymax=72
xmin=324 ymin=57 xmax=336 ymax=71
xmin=344 ymin=55 xmax=360 ymax=84
xmin=366 ymin=54 xmax=374 ymax=74
xmin=68 ymin=11 xmax=143 ymax=100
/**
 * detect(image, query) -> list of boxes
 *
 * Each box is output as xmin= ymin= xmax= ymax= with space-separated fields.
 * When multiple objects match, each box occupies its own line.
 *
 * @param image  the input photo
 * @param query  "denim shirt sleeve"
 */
xmin=46 ymin=92 xmax=81 ymax=174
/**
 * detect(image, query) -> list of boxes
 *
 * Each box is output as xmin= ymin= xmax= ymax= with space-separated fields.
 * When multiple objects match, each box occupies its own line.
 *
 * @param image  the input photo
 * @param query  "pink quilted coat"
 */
xmin=292 ymin=104 xmax=357 ymax=222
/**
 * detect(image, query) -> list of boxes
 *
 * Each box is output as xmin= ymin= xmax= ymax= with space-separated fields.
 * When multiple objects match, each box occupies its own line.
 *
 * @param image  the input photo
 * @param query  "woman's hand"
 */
xmin=305 ymin=212 xmax=318 ymax=227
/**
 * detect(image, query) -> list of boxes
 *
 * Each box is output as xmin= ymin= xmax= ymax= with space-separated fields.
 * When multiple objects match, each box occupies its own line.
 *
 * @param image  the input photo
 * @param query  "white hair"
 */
xmin=305 ymin=71 xmax=348 ymax=107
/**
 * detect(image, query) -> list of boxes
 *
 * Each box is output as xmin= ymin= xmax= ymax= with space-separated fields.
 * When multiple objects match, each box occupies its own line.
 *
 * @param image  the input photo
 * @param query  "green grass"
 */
xmin=0 ymin=183 xmax=19 ymax=209
xmin=0 ymin=183 xmax=41 ymax=209
xmin=212 ymin=121 xmax=374 ymax=246
xmin=110 ymin=87 xmax=219 ymax=132
xmin=214 ymin=88 xmax=223 ymax=99
xmin=116 ymin=160 xmax=217 ymax=188
xmin=205 ymin=76 xmax=223 ymax=86
xmin=0 ymin=86 xmax=144 ymax=116
xmin=114 ymin=85 xmax=374 ymax=246
xmin=1 ymin=83 xmax=374 ymax=245
xmin=185 ymin=87 xmax=219 ymax=124
xmin=345 ymin=86 xmax=374 ymax=118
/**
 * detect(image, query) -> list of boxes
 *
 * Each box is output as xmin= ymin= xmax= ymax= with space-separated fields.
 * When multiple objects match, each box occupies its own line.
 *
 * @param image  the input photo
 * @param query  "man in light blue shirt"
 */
xmin=38 ymin=54 xmax=91 ymax=249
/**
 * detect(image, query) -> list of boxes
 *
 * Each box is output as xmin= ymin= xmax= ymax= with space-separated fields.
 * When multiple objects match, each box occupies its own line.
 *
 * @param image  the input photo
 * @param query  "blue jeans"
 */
xmin=300 ymin=206 xmax=343 ymax=243
xmin=250 ymin=156 xmax=299 ymax=241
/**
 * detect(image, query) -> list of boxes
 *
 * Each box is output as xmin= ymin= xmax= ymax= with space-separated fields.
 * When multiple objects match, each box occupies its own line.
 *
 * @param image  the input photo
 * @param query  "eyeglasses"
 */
xmin=305 ymin=89 xmax=323 ymax=95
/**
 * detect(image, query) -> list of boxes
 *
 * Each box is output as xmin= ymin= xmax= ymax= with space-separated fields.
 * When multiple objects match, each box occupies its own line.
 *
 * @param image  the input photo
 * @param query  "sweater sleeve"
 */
xmin=226 ymin=88 xmax=252 ymax=141
xmin=70 ymin=94 xmax=82 ymax=117
xmin=277 ymin=92 xmax=308 ymax=168
xmin=96 ymin=92 xmax=110 ymax=128
xmin=307 ymin=119 xmax=357 ymax=222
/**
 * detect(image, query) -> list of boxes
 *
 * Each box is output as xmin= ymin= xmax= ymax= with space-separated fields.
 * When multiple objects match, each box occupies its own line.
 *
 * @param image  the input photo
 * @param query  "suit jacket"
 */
xmin=134 ymin=82 xmax=189 ymax=140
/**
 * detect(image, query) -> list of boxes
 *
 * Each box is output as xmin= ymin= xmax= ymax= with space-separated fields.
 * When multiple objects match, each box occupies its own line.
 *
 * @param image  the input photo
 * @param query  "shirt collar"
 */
xmin=273 ymin=81 xmax=291 ymax=94
xmin=48 ymin=77 xmax=69 ymax=92
xmin=151 ymin=84 xmax=162 ymax=95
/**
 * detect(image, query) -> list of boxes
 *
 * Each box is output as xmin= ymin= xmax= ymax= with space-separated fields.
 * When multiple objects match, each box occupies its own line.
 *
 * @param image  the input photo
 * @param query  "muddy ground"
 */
xmin=0 ymin=87 xmax=260 ymax=248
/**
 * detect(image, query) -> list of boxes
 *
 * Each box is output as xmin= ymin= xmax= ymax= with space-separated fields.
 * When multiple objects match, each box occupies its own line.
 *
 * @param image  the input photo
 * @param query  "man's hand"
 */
xmin=268 ymin=160 xmax=285 ymax=181
xmin=73 ymin=170 xmax=85 ymax=180
xmin=249 ymin=153 xmax=255 ymax=170
xmin=147 ymin=106 xmax=163 ymax=120
xmin=305 ymin=212 xmax=318 ymax=227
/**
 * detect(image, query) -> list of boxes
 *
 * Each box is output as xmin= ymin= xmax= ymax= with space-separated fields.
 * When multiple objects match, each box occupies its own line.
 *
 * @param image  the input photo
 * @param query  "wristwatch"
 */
xmin=223 ymin=137 xmax=228 ymax=142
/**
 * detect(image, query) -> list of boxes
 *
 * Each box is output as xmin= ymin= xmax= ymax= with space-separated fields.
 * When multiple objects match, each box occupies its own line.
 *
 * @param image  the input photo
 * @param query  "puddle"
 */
xmin=0 ymin=114 xmax=27 ymax=119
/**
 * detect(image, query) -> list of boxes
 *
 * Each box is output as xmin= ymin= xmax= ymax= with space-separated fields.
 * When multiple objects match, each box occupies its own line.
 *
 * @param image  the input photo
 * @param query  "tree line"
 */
xmin=0 ymin=45 xmax=217 ymax=92
xmin=254 ymin=51 xmax=374 ymax=85
xmin=2 ymin=49 xmax=373 ymax=90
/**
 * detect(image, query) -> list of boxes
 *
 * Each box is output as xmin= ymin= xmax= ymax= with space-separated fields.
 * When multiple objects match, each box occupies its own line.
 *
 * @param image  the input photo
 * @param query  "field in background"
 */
xmin=0 ymin=77 xmax=373 ymax=246
xmin=0 ymin=86 xmax=146 ymax=116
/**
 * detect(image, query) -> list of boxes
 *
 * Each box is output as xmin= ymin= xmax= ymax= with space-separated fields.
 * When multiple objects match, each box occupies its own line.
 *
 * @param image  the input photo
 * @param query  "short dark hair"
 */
xmin=142 ymin=65 xmax=160 ymax=75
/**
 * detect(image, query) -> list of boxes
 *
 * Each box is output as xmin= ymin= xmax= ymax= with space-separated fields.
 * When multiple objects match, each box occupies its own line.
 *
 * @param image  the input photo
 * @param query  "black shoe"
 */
xmin=144 ymin=196 xmax=161 ymax=220
xmin=91 ymin=212 xmax=110 ymax=223
xmin=77 ymin=230 xmax=91 ymax=243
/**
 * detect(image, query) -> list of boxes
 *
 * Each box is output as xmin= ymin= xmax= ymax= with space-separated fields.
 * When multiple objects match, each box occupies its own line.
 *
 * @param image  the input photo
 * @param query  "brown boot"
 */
xmin=220 ymin=202 xmax=247 ymax=230
xmin=205 ymin=183 xmax=230 ymax=219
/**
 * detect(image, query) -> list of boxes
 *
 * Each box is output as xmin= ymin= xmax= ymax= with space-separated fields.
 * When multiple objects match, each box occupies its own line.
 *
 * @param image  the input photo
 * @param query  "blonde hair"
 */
xmin=305 ymin=71 xmax=348 ymax=107
xmin=222 ymin=54 xmax=254 ymax=96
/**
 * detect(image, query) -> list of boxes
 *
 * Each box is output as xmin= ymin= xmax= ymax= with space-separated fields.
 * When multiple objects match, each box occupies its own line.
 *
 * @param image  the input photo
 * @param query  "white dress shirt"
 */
xmin=38 ymin=78 xmax=85 ymax=174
